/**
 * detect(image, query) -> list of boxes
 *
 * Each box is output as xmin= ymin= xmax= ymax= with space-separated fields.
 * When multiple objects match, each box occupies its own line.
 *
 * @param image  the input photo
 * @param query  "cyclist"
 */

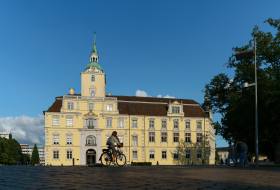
xmin=106 ymin=131 xmax=121 ymax=162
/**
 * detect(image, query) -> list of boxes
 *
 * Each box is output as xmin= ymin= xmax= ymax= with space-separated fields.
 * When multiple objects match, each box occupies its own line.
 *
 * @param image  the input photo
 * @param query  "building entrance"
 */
xmin=86 ymin=149 xmax=96 ymax=166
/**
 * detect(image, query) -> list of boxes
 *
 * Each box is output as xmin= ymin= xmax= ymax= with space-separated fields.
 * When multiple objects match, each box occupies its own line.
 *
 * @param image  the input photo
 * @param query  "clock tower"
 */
xmin=81 ymin=36 xmax=106 ymax=97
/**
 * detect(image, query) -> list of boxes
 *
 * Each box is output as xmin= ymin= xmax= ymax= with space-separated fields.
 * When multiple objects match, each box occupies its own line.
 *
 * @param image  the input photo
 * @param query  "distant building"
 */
xmin=216 ymin=147 xmax=230 ymax=164
xmin=20 ymin=144 xmax=45 ymax=165
xmin=0 ymin=132 xmax=10 ymax=139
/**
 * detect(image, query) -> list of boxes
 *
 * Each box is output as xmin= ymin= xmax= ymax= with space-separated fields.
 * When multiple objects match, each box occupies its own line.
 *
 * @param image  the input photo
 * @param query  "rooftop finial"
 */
xmin=92 ymin=32 xmax=98 ymax=54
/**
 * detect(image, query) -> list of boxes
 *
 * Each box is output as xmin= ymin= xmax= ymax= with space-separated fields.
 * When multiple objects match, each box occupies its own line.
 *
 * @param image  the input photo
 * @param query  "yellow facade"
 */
xmin=44 ymin=40 xmax=215 ymax=166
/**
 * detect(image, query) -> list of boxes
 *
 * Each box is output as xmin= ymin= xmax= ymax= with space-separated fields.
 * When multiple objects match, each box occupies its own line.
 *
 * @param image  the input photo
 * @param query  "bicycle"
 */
xmin=99 ymin=143 xmax=127 ymax=166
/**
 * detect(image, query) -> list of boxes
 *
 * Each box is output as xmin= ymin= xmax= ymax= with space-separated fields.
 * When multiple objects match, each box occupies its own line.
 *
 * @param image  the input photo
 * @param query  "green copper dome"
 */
xmin=85 ymin=61 xmax=102 ymax=71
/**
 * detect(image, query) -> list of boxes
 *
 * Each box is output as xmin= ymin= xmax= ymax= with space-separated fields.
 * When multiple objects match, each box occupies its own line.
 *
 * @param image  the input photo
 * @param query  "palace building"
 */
xmin=44 ymin=39 xmax=216 ymax=166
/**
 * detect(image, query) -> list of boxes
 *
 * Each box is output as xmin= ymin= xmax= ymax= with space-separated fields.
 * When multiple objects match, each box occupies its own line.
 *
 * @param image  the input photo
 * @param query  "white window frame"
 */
xmin=132 ymin=150 xmax=138 ymax=160
xmin=106 ymin=104 xmax=113 ymax=111
xmin=161 ymin=119 xmax=167 ymax=129
xmin=53 ymin=135 xmax=59 ymax=145
xmin=185 ymin=133 xmax=191 ymax=143
xmin=149 ymin=119 xmax=155 ymax=129
xmin=66 ymin=116 xmax=73 ymax=127
xmin=185 ymin=120 xmax=190 ymax=129
xmin=161 ymin=132 xmax=167 ymax=143
xmin=132 ymin=119 xmax=137 ymax=128
xmin=53 ymin=150 xmax=59 ymax=159
xmin=173 ymin=119 xmax=179 ymax=129
xmin=52 ymin=115 xmax=60 ymax=126
xmin=162 ymin=151 xmax=167 ymax=159
xmin=149 ymin=132 xmax=155 ymax=143
xmin=132 ymin=135 xmax=138 ymax=146
xmin=66 ymin=135 xmax=72 ymax=145
xmin=66 ymin=150 xmax=72 ymax=159
xmin=67 ymin=101 xmax=74 ymax=110
xmin=172 ymin=106 xmax=180 ymax=114
xmin=106 ymin=117 xmax=112 ymax=128
xmin=196 ymin=120 xmax=202 ymax=130
xmin=149 ymin=150 xmax=155 ymax=160
xmin=118 ymin=118 xmax=124 ymax=128
xmin=173 ymin=132 xmax=179 ymax=143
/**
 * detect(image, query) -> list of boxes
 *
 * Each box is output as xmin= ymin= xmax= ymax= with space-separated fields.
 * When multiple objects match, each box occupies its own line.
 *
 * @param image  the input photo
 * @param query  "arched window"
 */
xmin=86 ymin=135 xmax=96 ymax=146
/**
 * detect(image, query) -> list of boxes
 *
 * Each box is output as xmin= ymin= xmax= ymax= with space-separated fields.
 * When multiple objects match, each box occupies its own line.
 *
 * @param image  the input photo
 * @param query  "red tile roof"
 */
xmin=45 ymin=95 xmax=208 ymax=118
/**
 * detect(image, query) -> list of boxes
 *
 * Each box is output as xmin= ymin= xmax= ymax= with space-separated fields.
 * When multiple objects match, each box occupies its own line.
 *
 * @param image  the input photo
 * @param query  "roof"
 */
xmin=45 ymin=95 xmax=208 ymax=118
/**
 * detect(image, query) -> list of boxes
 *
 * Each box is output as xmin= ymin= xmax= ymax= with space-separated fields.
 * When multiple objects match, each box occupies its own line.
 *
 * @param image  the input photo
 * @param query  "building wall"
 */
xmin=45 ymin=103 xmax=216 ymax=166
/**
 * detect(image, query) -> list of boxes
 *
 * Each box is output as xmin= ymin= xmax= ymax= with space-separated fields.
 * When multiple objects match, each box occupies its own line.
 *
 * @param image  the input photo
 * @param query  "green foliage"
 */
xmin=204 ymin=18 xmax=280 ymax=161
xmin=31 ymin=144 xmax=40 ymax=165
xmin=175 ymin=139 xmax=210 ymax=165
xmin=0 ymin=137 xmax=23 ymax=165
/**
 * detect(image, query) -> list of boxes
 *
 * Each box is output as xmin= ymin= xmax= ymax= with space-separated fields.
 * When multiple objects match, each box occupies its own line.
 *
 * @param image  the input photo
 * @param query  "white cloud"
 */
xmin=0 ymin=115 xmax=44 ymax=145
xmin=135 ymin=89 xmax=149 ymax=97
xmin=136 ymin=90 xmax=175 ymax=99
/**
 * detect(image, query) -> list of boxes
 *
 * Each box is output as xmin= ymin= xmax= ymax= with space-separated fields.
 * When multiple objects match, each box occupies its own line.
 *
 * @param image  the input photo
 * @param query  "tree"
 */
xmin=204 ymin=18 xmax=280 ymax=162
xmin=0 ymin=137 xmax=23 ymax=165
xmin=175 ymin=138 xmax=210 ymax=165
xmin=31 ymin=144 xmax=40 ymax=165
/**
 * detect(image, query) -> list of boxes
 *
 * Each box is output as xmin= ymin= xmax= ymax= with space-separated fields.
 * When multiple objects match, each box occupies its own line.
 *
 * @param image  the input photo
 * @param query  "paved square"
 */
xmin=0 ymin=166 xmax=279 ymax=189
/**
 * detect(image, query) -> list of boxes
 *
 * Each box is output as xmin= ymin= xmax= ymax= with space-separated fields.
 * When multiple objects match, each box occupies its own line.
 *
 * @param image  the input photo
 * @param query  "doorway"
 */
xmin=86 ymin=149 xmax=96 ymax=166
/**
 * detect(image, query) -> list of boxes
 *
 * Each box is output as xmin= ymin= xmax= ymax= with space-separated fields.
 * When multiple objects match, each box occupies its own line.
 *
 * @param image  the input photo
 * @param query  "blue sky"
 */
xmin=0 ymin=0 xmax=279 ymax=146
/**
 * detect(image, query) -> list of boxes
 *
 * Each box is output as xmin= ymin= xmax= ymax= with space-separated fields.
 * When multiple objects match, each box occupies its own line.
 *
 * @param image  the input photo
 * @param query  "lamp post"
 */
xmin=236 ymin=35 xmax=259 ymax=166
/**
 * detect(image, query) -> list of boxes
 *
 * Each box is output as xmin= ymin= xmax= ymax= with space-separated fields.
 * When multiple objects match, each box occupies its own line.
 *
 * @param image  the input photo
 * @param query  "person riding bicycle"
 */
xmin=106 ymin=131 xmax=121 ymax=162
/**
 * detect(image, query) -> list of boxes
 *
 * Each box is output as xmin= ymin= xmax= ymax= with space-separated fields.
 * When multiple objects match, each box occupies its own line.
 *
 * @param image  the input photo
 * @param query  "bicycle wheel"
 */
xmin=100 ymin=152 xmax=111 ymax=166
xmin=116 ymin=153 xmax=126 ymax=166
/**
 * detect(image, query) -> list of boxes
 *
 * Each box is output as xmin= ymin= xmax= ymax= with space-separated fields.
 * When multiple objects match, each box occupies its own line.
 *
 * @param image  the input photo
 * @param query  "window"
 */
xmin=173 ymin=119 xmax=179 ymax=129
xmin=106 ymin=104 xmax=113 ymax=111
xmin=66 ymin=135 xmax=72 ymax=145
xmin=53 ymin=135 xmax=59 ymax=145
xmin=197 ymin=133 xmax=203 ymax=143
xmin=196 ymin=120 xmax=202 ymax=130
xmin=118 ymin=118 xmax=124 ymax=128
xmin=149 ymin=150 xmax=155 ymax=159
xmin=90 ymin=88 xmax=95 ymax=97
xmin=197 ymin=149 xmax=202 ymax=159
xmin=118 ymin=136 xmax=123 ymax=143
xmin=66 ymin=116 xmax=73 ymax=127
xmin=86 ymin=135 xmax=96 ymax=146
xmin=186 ymin=149 xmax=191 ymax=159
xmin=67 ymin=150 xmax=72 ymax=159
xmin=173 ymin=152 xmax=179 ymax=160
xmin=172 ymin=106 xmax=180 ymax=114
xmin=86 ymin=118 xmax=95 ymax=129
xmin=185 ymin=133 xmax=191 ymax=143
xmin=132 ymin=151 xmax=138 ymax=160
xmin=161 ymin=120 xmax=167 ymax=129
xmin=53 ymin=150 xmax=59 ymax=159
xmin=162 ymin=151 xmax=167 ymax=159
xmin=185 ymin=120 xmax=190 ymax=129
xmin=67 ymin=102 xmax=74 ymax=110
xmin=52 ymin=116 xmax=60 ymax=126
xmin=149 ymin=132 xmax=155 ymax=143
xmin=106 ymin=118 xmax=112 ymax=128
xmin=173 ymin=132 xmax=179 ymax=143
xmin=149 ymin=119 xmax=154 ymax=129
xmin=88 ymin=103 xmax=94 ymax=111
xmin=132 ymin=119 xmax=137 ymax=128
xmin=132 ymin=135 xmax=138 ymax=146
xmin=91 ymin=75 xmax=95 ymax=82
xmin=161 ymin=132 xmax=167 ymax=143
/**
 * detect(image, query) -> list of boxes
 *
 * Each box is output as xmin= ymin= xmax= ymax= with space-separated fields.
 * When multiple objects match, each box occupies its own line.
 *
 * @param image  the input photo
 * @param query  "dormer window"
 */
xmin=67 ymin=102 xmax=74 ymax=110
xmin=172 ymin=106 xmax=180 ymax=114
xmin=106 ymin=104 xmax=113 ymax=111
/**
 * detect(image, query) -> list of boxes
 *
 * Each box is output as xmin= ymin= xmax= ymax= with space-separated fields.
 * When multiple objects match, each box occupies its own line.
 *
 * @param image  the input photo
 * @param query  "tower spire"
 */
xmin=85 ymin=33 xmax=102 ymax=71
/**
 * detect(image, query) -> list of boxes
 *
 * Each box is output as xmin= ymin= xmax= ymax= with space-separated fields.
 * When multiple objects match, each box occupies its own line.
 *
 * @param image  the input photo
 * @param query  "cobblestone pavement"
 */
xmin=0 ymin=166 xmax=280 ymax=190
